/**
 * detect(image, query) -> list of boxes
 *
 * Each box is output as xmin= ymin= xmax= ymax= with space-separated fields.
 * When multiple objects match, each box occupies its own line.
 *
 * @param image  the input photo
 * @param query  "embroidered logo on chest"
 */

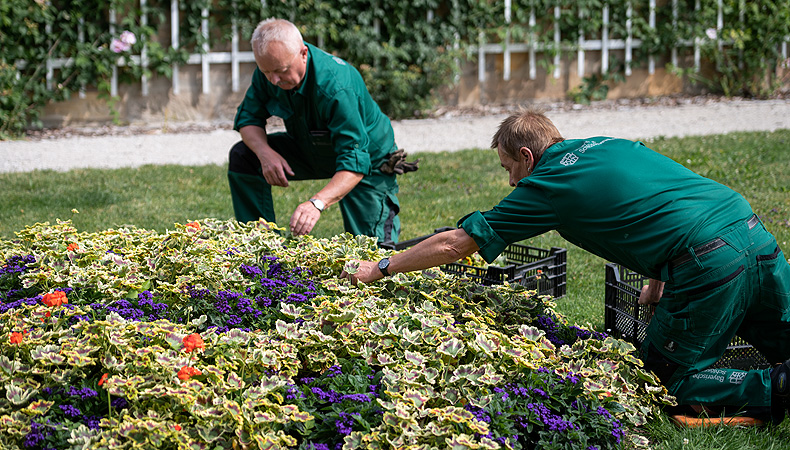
xmin=560 ymin=153 xmax=579 ymax=166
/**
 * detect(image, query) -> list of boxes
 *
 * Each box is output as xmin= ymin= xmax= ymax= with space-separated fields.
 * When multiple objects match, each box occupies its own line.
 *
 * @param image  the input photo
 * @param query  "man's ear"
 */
xmin=519 ymin=147 xmax=534 ymax=169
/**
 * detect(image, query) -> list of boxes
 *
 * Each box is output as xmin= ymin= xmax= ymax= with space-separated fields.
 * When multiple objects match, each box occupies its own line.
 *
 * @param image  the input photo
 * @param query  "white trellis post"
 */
xmin=45 ymin=23 xmax=53 ymax=90
xmin=738 ymin=0 xmax=745 ymax=70
xmin=504 ymin=0 xmax=511 ymax=81
xmin=171 ymin=0 xmax=180 ymax=94
xmin=601 ymin=3 xmax=609 ymax=75
xmin=110 ymin=9 xmax=118 ymax=97
xmin=578 ymin=9 xmax=585 ymax=78
xmin=452 ymin=0 xmax=461 ymax=84
xmin=529 ymin=6 xmax=536 ymax=80
xmin=141 ymin=0 xmax=149 ymax=97
xmin=648 ymin=0 xmax=656 ymax=74
xmin=717 ymin=0 xmax=723 ymax=53
xmin=78 ymin=18 xmax=86 ymax=98
xmin=671 ymin=0 xmax=678 ymax=67
xmin=201 ymin=7 xmax=210 ymax=94
xmin=553 ymin=5 xmax=560 ymax=79
xmin=694 ymin=0 xmax=701 ymax=72
xmin=231 ymin=1 xmax=240 ymax=93
xmin=478 ymin=31 xmax=485 ymax=84
xmin=625 ymin=1 xmax=633 ymax=76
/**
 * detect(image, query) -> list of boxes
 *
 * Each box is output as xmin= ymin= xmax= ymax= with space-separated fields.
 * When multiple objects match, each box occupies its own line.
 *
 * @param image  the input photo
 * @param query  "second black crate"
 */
xmin=604 ymin=263 xmax=770 ymax=370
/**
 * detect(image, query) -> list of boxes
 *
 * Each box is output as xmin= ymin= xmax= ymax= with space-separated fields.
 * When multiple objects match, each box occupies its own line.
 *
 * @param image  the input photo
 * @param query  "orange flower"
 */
xmin=182 ymin=333 xmax=205 ymax=353
xmin=42 ymin=291 xmax=68 ymax=307
xmin=98 ymin=373 xmax=109 ymax=387
xmin=9 ymin=332 xmax=23 ymax=345
xmin=177 ymin=366 xmax=201 ymax=381
xmin=67 ymin=242 xmax=79 ymax=252
xmin=173 ymin=424 xmax=182 ymax=431
xmin=186 ymin=221 xmax=200 ymax=230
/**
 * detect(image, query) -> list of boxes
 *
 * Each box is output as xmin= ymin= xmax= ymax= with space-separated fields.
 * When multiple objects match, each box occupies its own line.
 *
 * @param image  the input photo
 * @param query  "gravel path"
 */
xmin=1 ymin=96 xmax=789 ymax=173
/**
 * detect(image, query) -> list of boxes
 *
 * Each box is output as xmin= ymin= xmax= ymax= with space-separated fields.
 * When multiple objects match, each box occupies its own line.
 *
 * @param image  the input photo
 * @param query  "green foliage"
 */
xmin=0 ymin=0 xmax=189 ymax=139
xmin=567 ymin=71 xmax=625 ymax=105
xmin=656 ymin=0 xmax=790 ymax=98
xmin=509 ymin=0 xmax=789 ymax=102
xmin=3 ymin=0 xmax=788 ymax=137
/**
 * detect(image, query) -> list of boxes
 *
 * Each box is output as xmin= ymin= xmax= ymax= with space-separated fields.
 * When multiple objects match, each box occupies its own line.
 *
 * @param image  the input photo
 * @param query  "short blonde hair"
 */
xmin=250 ymin=18 xmax=304 ymax=57
xmin=491 ymin=108 xmax=564 ymax=161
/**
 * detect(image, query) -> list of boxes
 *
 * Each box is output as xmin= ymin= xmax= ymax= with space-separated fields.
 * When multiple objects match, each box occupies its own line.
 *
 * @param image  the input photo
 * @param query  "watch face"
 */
xmin=378 ymin=259 xmax=389 ymax=270
xmin=310 ymin=199 xmax=325 ymax=211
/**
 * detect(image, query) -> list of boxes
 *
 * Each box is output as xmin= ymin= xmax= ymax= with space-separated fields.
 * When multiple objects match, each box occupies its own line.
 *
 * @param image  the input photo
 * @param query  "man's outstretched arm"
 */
xmin=341 ymin=228 xmax=480 ymax=284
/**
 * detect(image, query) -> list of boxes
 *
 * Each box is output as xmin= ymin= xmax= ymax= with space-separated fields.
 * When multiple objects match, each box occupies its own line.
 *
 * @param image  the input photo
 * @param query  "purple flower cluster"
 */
xmin=89 ymin=290 xmax=169 ymax=322
xmin=0 ymin=254 xmax=36 ymax=275
xmin=24 ymin=421 xmax=54 ymax=449
xmin=284 ymin=361 xmax=385 ymax=448
xmin=536 ymin=313 xmax=608 ymax=346
xmin=597 ymin=407 xmax=625 ymax=443
xmin=527 ymin=402 xmax=577 ymax=432
xmin=325 ymin=365 xmax=343 ymax=378
xmin=0 ymin=254 xmax=40 ymax=307
xmin=465 ymin=367 xmax=622 ymax=449
xmin=25 ymin=384 xmax=130 ymax=447
xmin=0 ymin=296 xmax=41 ymax=314
xmin=335 ymin=411 xmax=360 ymax=435
xmin=182 ymin=257 xmax=320 ymax=333
xmin=303 ymin=444 xmax=331 ymax=450
xmin=309 ymin=386 xmax=373 ymax=404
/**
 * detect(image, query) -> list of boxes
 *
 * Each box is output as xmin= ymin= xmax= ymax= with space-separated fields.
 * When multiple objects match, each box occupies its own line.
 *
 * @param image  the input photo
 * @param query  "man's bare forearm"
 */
xmin=388 ymin=228 xmax=479 ymax=275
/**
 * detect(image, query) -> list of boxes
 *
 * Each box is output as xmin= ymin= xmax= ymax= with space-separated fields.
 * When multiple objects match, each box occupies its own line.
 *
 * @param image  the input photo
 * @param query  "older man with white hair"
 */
xmin=228 ymin=18 xmax=414 ymax=241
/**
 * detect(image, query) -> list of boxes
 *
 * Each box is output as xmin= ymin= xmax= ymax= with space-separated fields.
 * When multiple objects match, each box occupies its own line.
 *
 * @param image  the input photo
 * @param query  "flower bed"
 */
xmin=0 ymin=219 xmax=674 ymax=449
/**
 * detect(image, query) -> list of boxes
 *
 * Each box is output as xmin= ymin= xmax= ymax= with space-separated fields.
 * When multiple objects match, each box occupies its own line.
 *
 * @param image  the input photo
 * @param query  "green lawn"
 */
xmin=2 ymin=129 xmax=790 ymax=447
xmin=4 ymin=129 xmax=789 ymax=329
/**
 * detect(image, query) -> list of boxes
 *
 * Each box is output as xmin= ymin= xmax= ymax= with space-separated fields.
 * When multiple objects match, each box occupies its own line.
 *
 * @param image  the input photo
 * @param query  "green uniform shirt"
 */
xmin=458 ymin=137 xmax=754 ymax=279
xmin=233 ymin=43 xmax=396 ymax=175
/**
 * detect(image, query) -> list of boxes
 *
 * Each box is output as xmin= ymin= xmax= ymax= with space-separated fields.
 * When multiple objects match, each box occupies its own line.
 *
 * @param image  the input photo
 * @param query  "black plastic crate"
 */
xmin=604 ymin=263 xmax=769 ymax=370
xmin=380 ymin=228 xmax=567 ymax=298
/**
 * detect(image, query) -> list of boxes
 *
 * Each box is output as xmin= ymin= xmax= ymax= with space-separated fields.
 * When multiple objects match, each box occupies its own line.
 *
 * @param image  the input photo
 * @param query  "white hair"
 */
xmin=250 ymin=18 xmax=304 ymax=56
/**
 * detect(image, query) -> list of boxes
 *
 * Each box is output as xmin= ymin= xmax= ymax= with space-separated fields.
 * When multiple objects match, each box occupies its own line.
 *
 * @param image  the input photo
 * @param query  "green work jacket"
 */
xmin=233 ymin=42 xmax=397 ymax=176
xmin=458 ymin=137 xmax=754 ymax=279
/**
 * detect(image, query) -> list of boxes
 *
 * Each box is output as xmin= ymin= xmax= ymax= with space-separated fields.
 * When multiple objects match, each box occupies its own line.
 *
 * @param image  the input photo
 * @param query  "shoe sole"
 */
xmin=671 ymin=415 xmax=765 ymax=428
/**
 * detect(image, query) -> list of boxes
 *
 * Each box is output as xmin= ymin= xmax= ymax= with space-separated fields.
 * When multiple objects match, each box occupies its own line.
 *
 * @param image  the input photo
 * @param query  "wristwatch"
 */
xmin=309 ymin=198 xmax=325 ymax=212
xmin=377 ymin=258 xmax=391 ymax=277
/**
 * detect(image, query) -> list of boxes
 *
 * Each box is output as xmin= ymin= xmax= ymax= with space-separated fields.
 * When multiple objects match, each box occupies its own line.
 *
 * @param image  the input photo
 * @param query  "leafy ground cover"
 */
xmin=0 ymin=219 xmax=672 ymax=449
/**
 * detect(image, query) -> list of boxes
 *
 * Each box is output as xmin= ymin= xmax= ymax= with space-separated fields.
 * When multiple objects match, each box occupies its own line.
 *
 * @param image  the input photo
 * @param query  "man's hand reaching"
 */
xmin=639 ymin=279 xmax=664 ymax=305
xmin=340 ymin=260 xmax=384 ymax=285
xmin=290 ymin=201 xmax=321 ymax=235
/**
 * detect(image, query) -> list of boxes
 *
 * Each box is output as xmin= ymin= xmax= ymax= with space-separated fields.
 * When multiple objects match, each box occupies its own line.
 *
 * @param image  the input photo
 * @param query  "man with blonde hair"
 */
xmin=342 ymin=108 xmax=790 ymax=425
xmin=228 ymin=18 xmax=413 ymax=242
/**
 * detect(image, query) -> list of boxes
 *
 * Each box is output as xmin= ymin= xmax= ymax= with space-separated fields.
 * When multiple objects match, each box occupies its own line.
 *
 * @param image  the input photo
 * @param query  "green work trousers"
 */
xmin=642 ymin=216 xmax=790 ymax=422
xmin=227 ymin=134 xmax=400 ymax=243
